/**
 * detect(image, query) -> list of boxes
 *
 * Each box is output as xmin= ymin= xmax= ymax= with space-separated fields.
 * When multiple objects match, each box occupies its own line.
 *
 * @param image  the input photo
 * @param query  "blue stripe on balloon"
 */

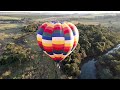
xmin=42 ymin=35 xmax=52 ymax=40
xmin=37 ymin=28 xmax=44 ymax=35
xmin=47 ymin=52 xmax=53 ymax=55
xmin=65 ymin=36 xmax=71 ymax=40
xmin=72 ymin=31 xmax=76 ymax=35
xmin=52 ymin=32 xmax=64 ymax=37
xmin=53 ymin=50 xmax=62 ymax=54
xmin=63 ymin=51 xmax=67 ymax=55
xmin=51 ymin=21 xmax=57 ymax=24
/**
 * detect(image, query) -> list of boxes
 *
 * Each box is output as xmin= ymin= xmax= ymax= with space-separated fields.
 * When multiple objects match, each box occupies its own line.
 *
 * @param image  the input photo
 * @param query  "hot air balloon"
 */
xmin=37 ymin=21 xmax=79 ymax=64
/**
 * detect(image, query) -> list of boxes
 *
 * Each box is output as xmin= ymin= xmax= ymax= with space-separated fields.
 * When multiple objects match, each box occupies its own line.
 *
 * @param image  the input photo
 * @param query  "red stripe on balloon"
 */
xmin=63 ymin=27 xmax=71 ymax=34
xmin=72 ymin=42 xmax=77 ymax=49
xmin=44 ymin=27 xmax=53 ymax=34
xmin=53 ymin=57 xmax=63 ymax=61
xmin=64 ymin=47 xmax=71 ymax=52
xmin=40 ymin=23 xmax=47 ymax=30
xmin=43 ymin=46 xmax=53 ymax=52
xmin=56 ymin=57 xmax=63 ymax=60
xmin=52 ymin=57 xmax=57 ymax=61
xmin=74 ymin=41 xmax=77 ymax=45
xmin=68 ymin=24 xmax=75 ymax=30
xmin=38 ymin=41 xmax=43 ymax=49
xmin=53 ymin=44 xmax=64 ymax=51
xmin=54 ymin=24 xmax=62 ymax=30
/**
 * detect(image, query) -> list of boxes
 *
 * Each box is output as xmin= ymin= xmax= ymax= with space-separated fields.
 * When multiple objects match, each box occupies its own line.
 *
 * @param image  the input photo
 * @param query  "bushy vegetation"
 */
xmin=61 ymin=23 xmax=120 ymax=78
xmin=61 ymin=44 xmax=82 ymax=78
xmin=1 ymin=20 xmax=120 ymax=79
xmin=22 ymin=22 xmax=42 ymax=32
xmin=20 ymin=22 xmax=120 ymax=79
xmin=95 ymin=48 xmax=120 ymax=79
xmin=0 ymin=43 xmax=37 ymax=65
xmin=76 ymin=23 xmax=120 ymax=57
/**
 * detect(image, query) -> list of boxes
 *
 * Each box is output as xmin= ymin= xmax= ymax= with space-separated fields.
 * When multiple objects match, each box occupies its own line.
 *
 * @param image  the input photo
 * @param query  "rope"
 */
xmin=54 ymin=62 xmax=62 ymax=79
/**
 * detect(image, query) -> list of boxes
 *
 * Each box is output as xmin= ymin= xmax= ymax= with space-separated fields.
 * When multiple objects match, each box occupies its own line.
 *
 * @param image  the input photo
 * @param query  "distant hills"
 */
xmin=0 ymin=12 xmax=120 ymax=19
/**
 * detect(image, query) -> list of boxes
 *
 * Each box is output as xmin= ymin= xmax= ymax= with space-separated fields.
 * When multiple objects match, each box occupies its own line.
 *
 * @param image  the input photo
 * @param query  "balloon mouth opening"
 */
xmin=54 ymin=60 xmax=61 ymax=63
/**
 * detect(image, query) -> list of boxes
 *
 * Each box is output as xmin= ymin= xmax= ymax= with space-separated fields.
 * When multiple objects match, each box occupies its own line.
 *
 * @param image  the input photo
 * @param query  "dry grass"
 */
xmin=0 ymin=32 xmax=24 ymax=40
xmin=0 ymin=16 xmax=21 ymax=20
xmin=71 ymin=21 xmax=99 ymax=25
xmin=0 ymin=24 xmax=19 ymax=30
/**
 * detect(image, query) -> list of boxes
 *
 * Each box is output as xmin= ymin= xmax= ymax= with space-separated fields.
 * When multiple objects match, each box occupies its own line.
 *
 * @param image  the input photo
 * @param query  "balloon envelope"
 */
xmin=37 ymin=21 xmax=79 ymax=62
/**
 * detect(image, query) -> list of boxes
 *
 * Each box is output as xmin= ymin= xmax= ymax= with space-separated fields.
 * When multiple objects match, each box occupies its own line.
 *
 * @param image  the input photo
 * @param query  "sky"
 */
xmin=0 ymin=11 xmax=120 ymax=14
xmin=30 ymin=11 xmax=120 ymax=14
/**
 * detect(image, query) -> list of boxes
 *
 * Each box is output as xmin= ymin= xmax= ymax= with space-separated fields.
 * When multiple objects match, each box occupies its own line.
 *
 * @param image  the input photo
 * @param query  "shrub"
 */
xmin=0 ymin=43 xmax=37 ymax=65
xmin=61 ymin=44 xmax=81 ymax=78
xmin=22 ymin=22 xmax=42 ymax=32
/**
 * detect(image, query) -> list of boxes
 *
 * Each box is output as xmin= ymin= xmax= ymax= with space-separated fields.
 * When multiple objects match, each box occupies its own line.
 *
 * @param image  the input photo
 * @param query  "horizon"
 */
xmin=0 ymin=11 xmax=120 ymax=14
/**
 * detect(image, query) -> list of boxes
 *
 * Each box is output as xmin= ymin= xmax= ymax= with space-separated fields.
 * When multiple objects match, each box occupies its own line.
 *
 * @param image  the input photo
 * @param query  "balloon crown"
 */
xmin=51 ymin=21 xmax=65 ymax=24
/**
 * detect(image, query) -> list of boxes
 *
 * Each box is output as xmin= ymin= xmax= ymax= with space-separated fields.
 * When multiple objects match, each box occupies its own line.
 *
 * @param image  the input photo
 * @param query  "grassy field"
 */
xmin=0 ymin=16 xmax=21 ymax=20
xmin=0 ymin=24 xmax=20 ymax=30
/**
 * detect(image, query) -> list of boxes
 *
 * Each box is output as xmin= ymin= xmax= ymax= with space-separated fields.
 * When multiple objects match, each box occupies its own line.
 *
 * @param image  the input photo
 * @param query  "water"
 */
xmin=79 ymin=59 xmax=97 ymax=79
xmin=79 ymin=44 xmax=120 ymax=79
xmin=106 ymin=44 xmax=120 ymax=55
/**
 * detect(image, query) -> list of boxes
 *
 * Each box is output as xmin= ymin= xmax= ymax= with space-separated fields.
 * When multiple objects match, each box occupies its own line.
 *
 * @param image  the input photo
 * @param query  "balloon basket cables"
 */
xmin=54 ymin=61 xmax=62 ymax=79
xmin=55 ymin=61 xmax=61 ymax=69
